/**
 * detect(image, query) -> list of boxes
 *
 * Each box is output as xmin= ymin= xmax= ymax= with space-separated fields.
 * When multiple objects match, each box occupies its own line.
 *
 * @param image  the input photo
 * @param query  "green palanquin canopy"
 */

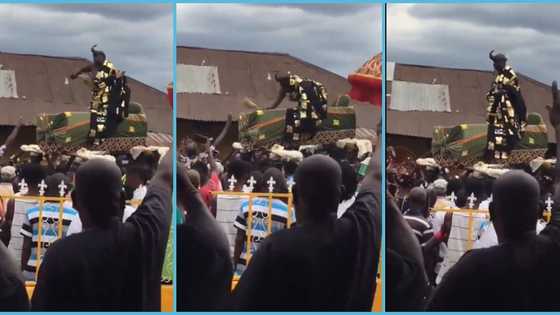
xmin=432 ymin=112 xmax=548 ymax=162
xmin=239 ymin=106 xmax=356 ymax=147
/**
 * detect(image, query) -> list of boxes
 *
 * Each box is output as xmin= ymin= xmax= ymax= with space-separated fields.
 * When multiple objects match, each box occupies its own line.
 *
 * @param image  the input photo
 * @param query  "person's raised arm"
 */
xmin=542 ymin=81 xmax=560 ymax=235
xmin=3 ymin=117 xmax=22 ymax=151
xmin=267 ymin=89 xmax=286 ymax=110
xmin=178 ymin=160 xmax=215 ymax=223
xmin=125 ymin=152 xmax=172 ymax=234
xmin=69 ymin=64 xmax=93 ymax=80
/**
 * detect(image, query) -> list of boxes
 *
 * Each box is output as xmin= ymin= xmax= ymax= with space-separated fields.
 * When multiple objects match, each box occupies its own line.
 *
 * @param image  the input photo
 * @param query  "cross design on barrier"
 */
xmin=18 ymin=179 xmax=28 ymax=194
xmin=467 ymin=193 xmax=477 ymax=209
xmin=267 ymin=177 xmax=276 ymax=193
xmin=228 ymin=175 xmax=237 ymax=191
xmin=38 ymin=180 xmax=48 ymax=196
xmin=546 ymin=196 xmax=555 ymax=212
xmin=58 ymin=180 xmax=68 ymax=197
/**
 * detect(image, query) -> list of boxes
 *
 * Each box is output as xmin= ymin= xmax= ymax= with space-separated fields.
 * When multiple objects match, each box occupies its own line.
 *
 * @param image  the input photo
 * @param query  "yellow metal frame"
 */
xmin=216 ymin=191 xmax=381 ymax=311
xmin=4 ymin=194 xmax=143 ymax=288
xmin=25 ymin=282 xmax=173 ymax=311
xmin=431 ymin=206 xmax=551 ymax=251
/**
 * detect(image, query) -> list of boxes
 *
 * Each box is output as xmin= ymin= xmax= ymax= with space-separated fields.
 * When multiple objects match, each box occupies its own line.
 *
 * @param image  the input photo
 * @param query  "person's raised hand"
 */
xmin=152 ymin=151 xmax=172 ymax=186
xmin=546 ymin=81 xmax=560 ymax=131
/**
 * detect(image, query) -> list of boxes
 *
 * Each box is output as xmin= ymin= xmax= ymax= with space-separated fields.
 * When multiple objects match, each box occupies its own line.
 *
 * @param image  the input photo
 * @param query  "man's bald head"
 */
xmin=491 ymin=170 xmax=539 ymax=242
xmin=294 ymin=155 xmax=342 ymax=222
xmin=408 ymin=187 xmax=427 ymax=208
xmin=74 ymin=159 xmax=123 ymax=227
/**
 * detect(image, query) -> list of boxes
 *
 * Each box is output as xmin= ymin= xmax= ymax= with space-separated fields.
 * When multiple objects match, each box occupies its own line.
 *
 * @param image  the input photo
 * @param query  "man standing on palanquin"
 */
xmin=486 ymin=50 xmax=527 ymax=160
xmin=70 ymin=45 xmax=130 ymax=145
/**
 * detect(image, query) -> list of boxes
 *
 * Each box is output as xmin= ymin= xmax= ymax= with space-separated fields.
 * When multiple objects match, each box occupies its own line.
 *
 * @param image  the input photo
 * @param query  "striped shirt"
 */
xmin=20 ymin=202 xmax=79 ymax=273
xmin=233 ymin=197 xmax=294 ymax=274
xmin=403 ymin=210 xmax=434 ymax=245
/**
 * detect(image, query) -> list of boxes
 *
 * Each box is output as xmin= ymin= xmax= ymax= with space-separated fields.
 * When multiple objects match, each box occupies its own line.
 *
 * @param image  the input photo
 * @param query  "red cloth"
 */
xmin=199 ymin=172 xmax=222 ymax=217
xmin=348 ymin=74 xmax=382 ymax=106
xmin=166 ymin=83 xmax=173 ymax=108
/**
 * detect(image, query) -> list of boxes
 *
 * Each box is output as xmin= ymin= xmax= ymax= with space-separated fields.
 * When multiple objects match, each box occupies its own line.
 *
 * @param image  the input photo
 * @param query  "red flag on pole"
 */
xmin=347 ymin=53 xmax=382 ymax=106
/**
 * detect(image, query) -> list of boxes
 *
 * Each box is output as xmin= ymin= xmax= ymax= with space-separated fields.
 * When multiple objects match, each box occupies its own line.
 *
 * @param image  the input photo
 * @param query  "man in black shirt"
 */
xmin=427 ymin=81 xmax=560 ymax=311
xmin=231 ymin=154 xmax=380 ymax=310
xmin=31 ymin=154 xmax=171 ymax=311
xmin=427 ymin=170 xmax=560 ymax=310
xmin=177 ymin=164 xmax=233 ymax=310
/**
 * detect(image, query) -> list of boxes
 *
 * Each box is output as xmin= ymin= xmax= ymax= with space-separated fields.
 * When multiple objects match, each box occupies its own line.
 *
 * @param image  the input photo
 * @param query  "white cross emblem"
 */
xmin=546 ymin=196 xmax=555 ymax=212
xmin=467 ymin=193 xmax=477 ymax=209
xmin=246 ymin=176 xmax=257 ymax=192
xmin=227 ymin=175 xmax=237 ymax=191
xmin=447 ymin=191 xmax=457 ymax=204
xmin=18 ymin=179 xmax=28 ymax=194
xmin=287 ymin=177 xmax=296 ymax=193
xmin=267 ymin=177 xmax=276 ymax=193
xmin=58 ymin=180 xmax=68 ymax=197
xmin=38 ymin=180 xmax=48 ymax=196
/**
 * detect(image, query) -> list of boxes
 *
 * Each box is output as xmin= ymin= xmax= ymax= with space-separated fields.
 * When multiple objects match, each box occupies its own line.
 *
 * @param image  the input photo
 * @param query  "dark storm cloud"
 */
xmin=0 ymin=4 xmax=172 ymax=91
xmin=32 ymin=4 xmax=171 ymax=22
xmin=388 ymin=4 xmax=560 ymax=86
xmin=177 ymin=4 xmax=381 ymax=77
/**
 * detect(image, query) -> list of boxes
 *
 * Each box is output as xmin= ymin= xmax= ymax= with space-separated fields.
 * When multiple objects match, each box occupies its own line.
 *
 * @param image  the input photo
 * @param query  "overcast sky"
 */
xmin=178 ymin=4 xmax=381 ymax=77
xmin=388 ymin=4 xmax=560 ymax=85
xmin=0 ymin=4 xmax=172 ymax=91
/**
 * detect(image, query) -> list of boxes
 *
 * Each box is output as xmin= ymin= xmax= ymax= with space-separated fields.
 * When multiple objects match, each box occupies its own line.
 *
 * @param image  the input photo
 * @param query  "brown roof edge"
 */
xmin=394 ymin=62 xmax=553 ymax=90
xmin=127 ymin=76 xmax=167 ymax=95
xmin=0 ymin=51 xmax=166 ymax=94
xmin=177 ymin=45 xmax=348 ymax=81
xmin=0 ymin=51 xmax=87 ymax=62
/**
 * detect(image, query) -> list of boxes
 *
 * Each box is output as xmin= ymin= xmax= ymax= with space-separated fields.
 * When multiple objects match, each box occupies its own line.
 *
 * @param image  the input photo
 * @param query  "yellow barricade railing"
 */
xmin=216 ymin=190 xmax=381 ymax=311
xmin=214 ymin=191 xmax=293 ymax=266
xmin=1 ymin=194 xmax=172 ymax=311
xmin=431 ymin=207 xmax=551 ymax=251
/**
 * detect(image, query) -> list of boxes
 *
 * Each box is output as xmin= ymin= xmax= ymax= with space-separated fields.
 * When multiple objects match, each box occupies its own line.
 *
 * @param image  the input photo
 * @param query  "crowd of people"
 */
xmin=387 ymin=81 xmax=560 ymax=311
xmin=0 ymin=135 xmax=171 ymax=310
xmin=177 ymin=135 xmax=380 ymax=311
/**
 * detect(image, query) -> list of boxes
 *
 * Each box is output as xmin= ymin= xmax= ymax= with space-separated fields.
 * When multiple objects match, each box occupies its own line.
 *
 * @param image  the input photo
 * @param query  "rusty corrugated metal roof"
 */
xmin=388 ymin=63 xmax=554 ymax=141
xmin=0 ymin=51 xmax=170 ymax=133
xmin=177 ymin=46 xmax=380 ymax=130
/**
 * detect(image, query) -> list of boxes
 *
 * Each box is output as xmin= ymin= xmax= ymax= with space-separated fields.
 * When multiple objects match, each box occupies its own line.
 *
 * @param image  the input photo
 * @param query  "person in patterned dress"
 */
xmin=70 ymin=45 xmax=129 ymax=144
xmin=267 ymin=73 xmax=328 ymax=147
xmin=486 ymin=50 xmax=527 ymax=160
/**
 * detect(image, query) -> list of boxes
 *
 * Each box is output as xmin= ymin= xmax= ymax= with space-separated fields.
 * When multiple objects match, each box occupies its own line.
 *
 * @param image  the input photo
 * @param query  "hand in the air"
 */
xmin=70 ymin=73 xmax=78 ymax=80
xmin=547 ymin=81 xmax=560 ymax=131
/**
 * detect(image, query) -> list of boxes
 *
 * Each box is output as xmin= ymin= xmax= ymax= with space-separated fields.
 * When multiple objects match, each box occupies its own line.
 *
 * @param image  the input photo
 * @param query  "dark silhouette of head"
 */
xmin=191 ymin=161 xmax=209 ymax=186
xmin=227 ymin=159 xmax=251 ymax=191
xmin=72 ymin=159 xmax=124 ymax=229
xmin=408 ymin=187 xmax=428 ymax=217
xmin=19 ymin=163 xmax=46 ymax=194
xmin=91 ymin=45 xmax=106 ymax=66
xmin=125 ymin=162 xmax=151 ymax=189
xmin=489 ymin=170 xmax=539 ymax=243
xmin=186 ymin=169 xmax=200 ymax=189
xmin=45 ymin=173 xmax=71 ymax=198
xmin=489 ymin=50 xmax=507 ymax=72
xmin=465 ymin=175 xmax=491 ymax=207
xmin=257 ymin=168 xmax=287 ymax=194
xmin=185 ymin=141 xmax=198 ymax=159
xmin=248 ymin=170 xmax=264 ymax=192
xmin=284 ymin=160 xmax=299 ymax=178
xmin=274 ymin=72 xmax=292 ymax=91
xmin=293 ymin=155 xmax=342 ymax=224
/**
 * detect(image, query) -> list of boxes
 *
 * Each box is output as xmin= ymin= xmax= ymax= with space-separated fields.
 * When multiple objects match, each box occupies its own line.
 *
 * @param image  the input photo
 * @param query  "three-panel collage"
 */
xmin=0 ymin=1 xmax=555 ymax=313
